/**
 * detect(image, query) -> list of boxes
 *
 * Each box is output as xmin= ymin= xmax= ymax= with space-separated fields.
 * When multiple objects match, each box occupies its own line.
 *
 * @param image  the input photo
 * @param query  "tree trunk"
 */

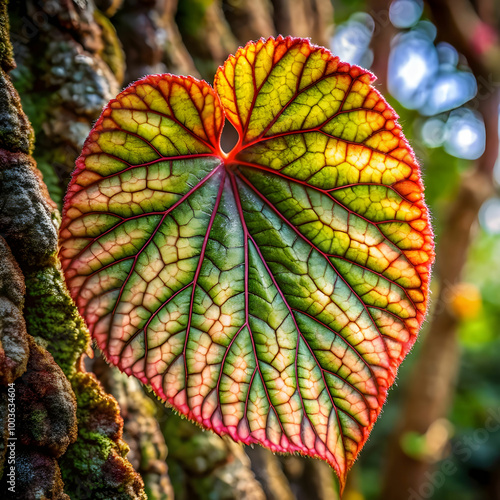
xmin=1 ymin=1 xmax=146 ymax=498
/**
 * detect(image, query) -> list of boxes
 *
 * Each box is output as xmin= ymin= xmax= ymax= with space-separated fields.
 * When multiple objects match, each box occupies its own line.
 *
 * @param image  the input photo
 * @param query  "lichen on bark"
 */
xmin=0 ymin=237 xmax=28 ymax=386
xmin=8 ymin=0 xmax=121 ymax=208
xmin=0 ymin=1 xmax=146 ymax=497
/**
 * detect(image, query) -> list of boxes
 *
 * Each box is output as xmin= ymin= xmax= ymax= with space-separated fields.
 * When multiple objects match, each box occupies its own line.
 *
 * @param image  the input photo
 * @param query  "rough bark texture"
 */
xmin=0 ymin=237 xmax=28 ymax=387
xmin=8 ymin=0 xmax=121 ymax=208
xmin=1 ymin=1 xmax=146 ymax=498
xmin=0 ymin=3 xmax=76 ymax=496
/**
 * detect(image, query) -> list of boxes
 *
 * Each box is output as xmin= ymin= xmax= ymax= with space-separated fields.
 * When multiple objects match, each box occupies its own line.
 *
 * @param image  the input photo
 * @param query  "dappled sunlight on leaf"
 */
xmin=59 ymin=37 xmax=434 ymax=491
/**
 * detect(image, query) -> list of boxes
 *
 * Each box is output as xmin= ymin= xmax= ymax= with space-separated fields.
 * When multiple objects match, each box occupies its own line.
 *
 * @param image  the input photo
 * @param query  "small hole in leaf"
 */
xmin=220 ymin=120 xmax=240 ymax=154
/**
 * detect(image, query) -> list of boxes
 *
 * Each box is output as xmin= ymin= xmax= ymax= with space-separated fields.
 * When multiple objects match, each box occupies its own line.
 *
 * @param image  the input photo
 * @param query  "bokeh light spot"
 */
xmin=444 ymin=109 xmax=485 ymax=160
xmin=389 ymin=0 xmax=424 ymax=29
xmin=479 ymin=198 xmax=500 ymax=234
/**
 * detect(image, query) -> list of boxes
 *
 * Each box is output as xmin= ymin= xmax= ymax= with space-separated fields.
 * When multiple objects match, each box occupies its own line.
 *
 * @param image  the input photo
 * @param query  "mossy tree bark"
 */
xmin=0 ymin=0 xmax=148 ymax=498
xmin=3 ymin=1 xmax=340 ymax=499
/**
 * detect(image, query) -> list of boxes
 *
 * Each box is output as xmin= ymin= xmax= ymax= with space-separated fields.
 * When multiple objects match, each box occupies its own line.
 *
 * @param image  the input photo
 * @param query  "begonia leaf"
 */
xmin=60 ymin=36 xmax=434 ymax=490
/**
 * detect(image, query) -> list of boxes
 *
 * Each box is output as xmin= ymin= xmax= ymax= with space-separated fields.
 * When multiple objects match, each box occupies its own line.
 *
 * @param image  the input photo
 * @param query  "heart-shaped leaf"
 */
xmin=60 ymin=36 xmax=434 ymax=489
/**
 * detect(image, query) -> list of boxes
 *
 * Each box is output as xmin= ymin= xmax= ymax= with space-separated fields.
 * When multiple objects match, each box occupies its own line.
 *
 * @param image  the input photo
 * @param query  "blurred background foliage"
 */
xmin=6 ymin=0 xmax=500 ymax=499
